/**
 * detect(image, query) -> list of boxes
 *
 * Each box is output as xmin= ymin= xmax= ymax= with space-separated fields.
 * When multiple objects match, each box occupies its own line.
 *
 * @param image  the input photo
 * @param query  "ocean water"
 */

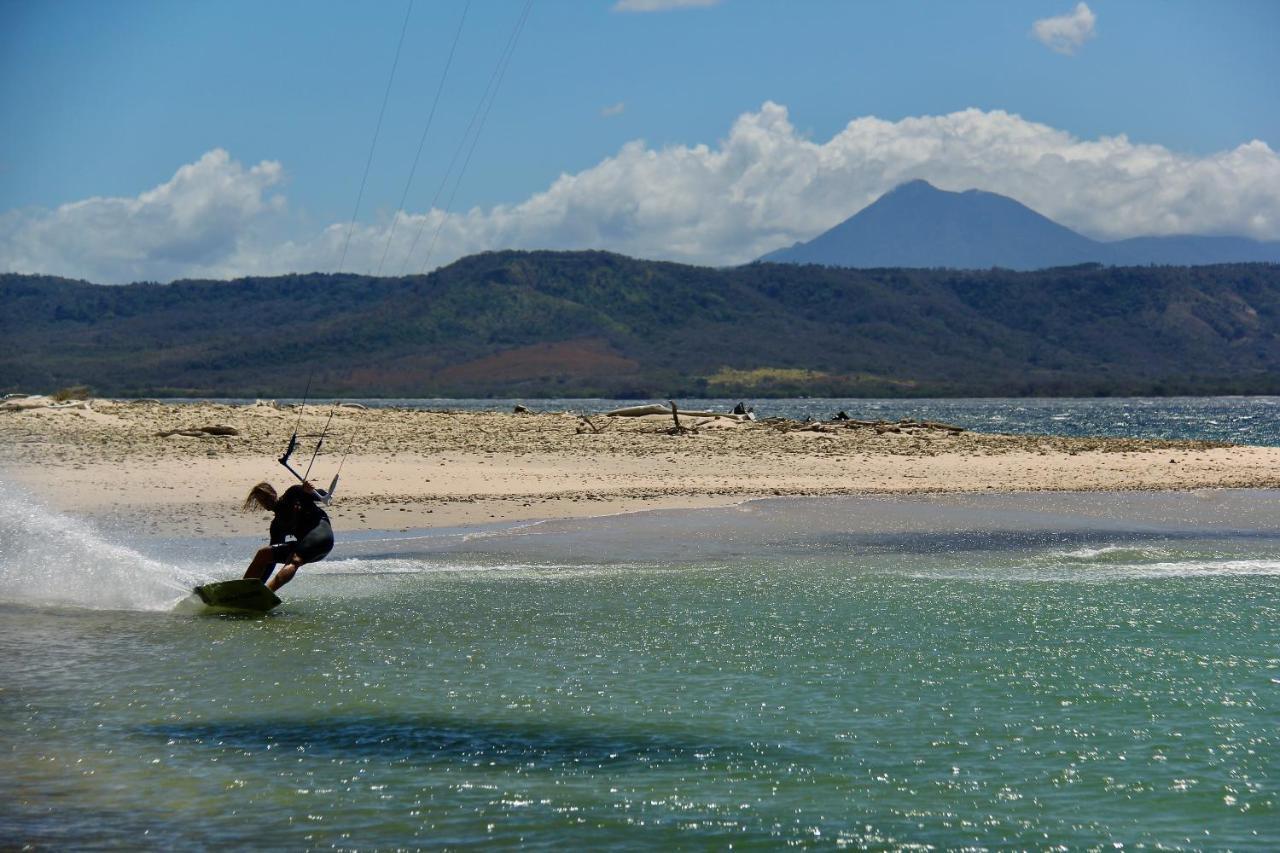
xmin=176 ymin=395 xmax=1280 ymax=446
xmin=2 ymin=480 xmax=1278 ymax=848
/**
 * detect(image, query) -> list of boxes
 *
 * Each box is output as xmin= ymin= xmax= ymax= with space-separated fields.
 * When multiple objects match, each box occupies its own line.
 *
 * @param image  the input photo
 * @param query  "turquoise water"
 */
xmin=2 ymin=488 xmax=1278 ymax=848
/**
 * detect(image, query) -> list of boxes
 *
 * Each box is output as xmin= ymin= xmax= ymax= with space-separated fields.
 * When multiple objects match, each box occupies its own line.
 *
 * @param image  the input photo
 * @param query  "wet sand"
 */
xmin=3 ymin=398 xmax=1279 ymax=537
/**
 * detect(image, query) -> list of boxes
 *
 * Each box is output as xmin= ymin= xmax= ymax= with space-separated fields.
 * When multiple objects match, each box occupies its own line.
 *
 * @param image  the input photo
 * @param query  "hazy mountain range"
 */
xmin=761 ymin=180 xmax=1280 ymax=270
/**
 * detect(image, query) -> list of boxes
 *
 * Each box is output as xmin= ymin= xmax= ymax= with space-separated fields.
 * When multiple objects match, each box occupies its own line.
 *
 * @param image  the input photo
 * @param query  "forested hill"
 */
xmin=4 ymin=252 xmax=1280 ymax=398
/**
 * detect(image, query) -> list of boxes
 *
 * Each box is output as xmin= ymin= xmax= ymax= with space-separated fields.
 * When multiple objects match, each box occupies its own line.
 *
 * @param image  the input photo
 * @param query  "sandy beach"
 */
xmin=3 ymin=397 xmax=1280 ymax=537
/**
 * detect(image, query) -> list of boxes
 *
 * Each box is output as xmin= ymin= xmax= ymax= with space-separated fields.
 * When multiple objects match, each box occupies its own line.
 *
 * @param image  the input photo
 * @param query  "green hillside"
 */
xmin=3 ymin=252 xmax=1280 ymax=397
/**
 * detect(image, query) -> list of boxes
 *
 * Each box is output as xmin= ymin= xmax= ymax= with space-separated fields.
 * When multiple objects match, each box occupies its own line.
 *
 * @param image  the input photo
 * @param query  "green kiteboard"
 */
xmin=194 ymin=579 xmax=282 ymax=613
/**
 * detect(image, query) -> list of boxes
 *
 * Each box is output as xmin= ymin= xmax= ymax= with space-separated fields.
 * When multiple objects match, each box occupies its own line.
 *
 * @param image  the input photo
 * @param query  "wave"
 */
xmin=904 ymin=554 xmax=1280 ymax=582
xmin=0 ymin=478 xmax=200 ymax=611
xmin=1044 ymin=544 xmax=1174 ymax=563
xmin=307 ymin=556 xmax=656 ymax=580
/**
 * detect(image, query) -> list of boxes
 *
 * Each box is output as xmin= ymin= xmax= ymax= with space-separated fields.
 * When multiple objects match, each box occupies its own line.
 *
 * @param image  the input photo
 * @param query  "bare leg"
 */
xmin=267 ymin=558 xmax=305 ymax=592
xmin=243 ymin=546 xmax=276 ymax=581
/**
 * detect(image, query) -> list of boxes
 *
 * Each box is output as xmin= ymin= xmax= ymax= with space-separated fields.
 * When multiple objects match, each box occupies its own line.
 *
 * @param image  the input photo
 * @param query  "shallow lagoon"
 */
xmin=2 ymin=490 xmax=1277 ymax=847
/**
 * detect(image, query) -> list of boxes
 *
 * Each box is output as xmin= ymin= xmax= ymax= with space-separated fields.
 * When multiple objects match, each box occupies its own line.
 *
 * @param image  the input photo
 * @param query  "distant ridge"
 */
xmin=761 ymin=180 xmax=1280 ymax=270
xmin=6 ymin=252 xmax=1280 ymax=398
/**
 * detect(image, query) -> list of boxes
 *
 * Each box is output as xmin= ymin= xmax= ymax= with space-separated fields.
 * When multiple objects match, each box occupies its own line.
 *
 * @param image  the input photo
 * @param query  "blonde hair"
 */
xmin=242 ymin=481 xmax=279 ymax=512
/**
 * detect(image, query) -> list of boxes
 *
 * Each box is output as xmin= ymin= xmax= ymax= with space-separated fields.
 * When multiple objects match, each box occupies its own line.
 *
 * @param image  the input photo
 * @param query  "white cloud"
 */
xmin=1032 ymin=2 xmax=1097 ymax=55
xmin=612 ymin=0 xmax=721 ymax=12
xmin=5 ymin=104 xmax=1280 ymax=283
xmin=0 ymin=149 xmax=285 ymax=283
xmin=601 ymin=101 xmax=626 ymax=117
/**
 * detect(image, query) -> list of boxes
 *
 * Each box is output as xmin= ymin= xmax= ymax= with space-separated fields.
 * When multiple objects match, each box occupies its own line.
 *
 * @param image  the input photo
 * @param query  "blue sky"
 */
xmin=2 ymin=0 xmax=1278 ymax=282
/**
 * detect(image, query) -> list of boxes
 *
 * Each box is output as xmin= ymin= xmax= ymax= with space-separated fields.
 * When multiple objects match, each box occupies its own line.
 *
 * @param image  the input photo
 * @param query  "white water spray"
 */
xmin=0 ymin=478 xmax=198 ymax=611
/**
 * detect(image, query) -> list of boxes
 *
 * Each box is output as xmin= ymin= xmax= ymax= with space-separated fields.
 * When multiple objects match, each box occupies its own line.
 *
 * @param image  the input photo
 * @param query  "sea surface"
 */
xmin=179 ymin=394 xmax=1280 ymax=446
xmin=2 ymin=398 xmax=1279 ymax=848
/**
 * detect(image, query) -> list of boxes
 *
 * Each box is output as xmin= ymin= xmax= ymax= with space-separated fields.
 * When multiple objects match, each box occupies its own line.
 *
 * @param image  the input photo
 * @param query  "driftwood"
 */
xmin=756 ymin=415 xmax=966 ymax=436
xmin=836 ymin=416 xmax=965 ymax=434
xmin=915 ymin=420 xmax=966 ymax=433
xmin=0 ymin=396 xmax=89 ymax=412
xmin=690 ymin=412 xmax=749 ymax=421
xmin=667 ymin=401 xmax=691 ymax=434
xmin=661 ymin=402 xmax=723 ymax=434
xmin=575 ymin=414 xmax=610 ymax=434
xmin=156 ymin=424 xmax=240 ymax=438
xmin=606 ymin=403 xmax=748 ymax=422
xmin=606 ymin=404 xmax=672 ymax=417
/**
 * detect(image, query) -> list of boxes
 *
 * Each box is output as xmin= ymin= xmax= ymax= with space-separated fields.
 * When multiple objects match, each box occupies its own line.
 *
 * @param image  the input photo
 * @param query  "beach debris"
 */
xmin=667 ymin=400 xmax=693 ymax=435
xmin=605 ymin=402 xmax=750 ymax=424
xmin=829 ymin=416 xmax=966 ymax=435
xmin=575 ymin=413 xmax=610 ymax=434
xmin=513 ymin=404 xmax=537 ymax=415
xmin=339 ymin=402 xmax=368 ymax=410
xmin=156 ymin=424 xmax=241 ymax=438
xmin=906 ymin=418 xmax=967 ymax=434
xmin=0 ymin=395 xmax=91 ymax=412
xmin=663 ymin=401 xmax=723 ymax=434
xmin=606 ymin=404 xmax=673 ymax=417
xmin=755 ymin=414 xmax=966 ymax=436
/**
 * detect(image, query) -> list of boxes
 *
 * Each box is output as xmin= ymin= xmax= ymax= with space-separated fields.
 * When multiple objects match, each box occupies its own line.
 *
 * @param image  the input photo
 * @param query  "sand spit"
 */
xmin=3 ymin=398 xmax=1278 ymax=537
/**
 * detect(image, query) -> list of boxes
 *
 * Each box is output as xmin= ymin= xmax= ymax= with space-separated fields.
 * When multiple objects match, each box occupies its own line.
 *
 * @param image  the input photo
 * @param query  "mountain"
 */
xmin=761 ymin=180 xmax=1280 ymax=270
xmin=1108 ymin=235 xmax=1280 ymax=266
xmin=5 ymin=252 xmax=1280 ymax=398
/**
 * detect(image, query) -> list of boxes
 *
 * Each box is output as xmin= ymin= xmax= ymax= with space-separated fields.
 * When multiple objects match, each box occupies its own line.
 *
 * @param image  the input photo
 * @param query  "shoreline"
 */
xmin=4 ymin=399 xmax=1280 ymax=537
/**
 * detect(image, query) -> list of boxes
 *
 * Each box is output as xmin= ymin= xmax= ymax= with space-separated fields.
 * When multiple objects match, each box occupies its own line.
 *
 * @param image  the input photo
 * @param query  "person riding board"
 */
xmin=242 ymin=480 xmax=334 ymax=591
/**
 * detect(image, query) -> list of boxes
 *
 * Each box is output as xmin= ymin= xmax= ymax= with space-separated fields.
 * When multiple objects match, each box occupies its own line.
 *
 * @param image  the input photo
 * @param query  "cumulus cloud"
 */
xmin=273 ymin=104 xmax=1280 ymax=276
xmin=613 ymin=0 xmax=722 ymax=12
xmin=601 ymin=101 xmax=626 ymax=117
xmin=4 ymin=104 xmax=1280 ymax=283
xmin=1032 ymin=2 xmax=1097 ymax=55
xmin=0 ymin=149 xmax=285 ymax=283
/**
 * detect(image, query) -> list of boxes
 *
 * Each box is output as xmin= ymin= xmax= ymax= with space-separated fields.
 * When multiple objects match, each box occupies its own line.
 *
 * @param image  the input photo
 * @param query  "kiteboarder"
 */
xmin=242 ymin=480 xmax=334 ymax=591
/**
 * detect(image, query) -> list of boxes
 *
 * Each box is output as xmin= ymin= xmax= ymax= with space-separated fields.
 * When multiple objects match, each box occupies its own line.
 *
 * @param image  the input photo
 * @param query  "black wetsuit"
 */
xmin=268 ymin=485 xmax=334 ymax=566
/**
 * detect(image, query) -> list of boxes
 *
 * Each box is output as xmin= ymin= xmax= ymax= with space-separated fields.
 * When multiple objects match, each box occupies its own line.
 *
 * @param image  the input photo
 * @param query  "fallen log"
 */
xmin=605 ymin=403 xmax=746 ymax=421
xmin=895 ymin=418 xmax=965 ymax=431
xmin=606 ymin=404 xmax=675 ymax=417
xmin=0 ymin=396 xmax=89 ymax=412
xmin=156 ymin=425 xmax=240 ymax=438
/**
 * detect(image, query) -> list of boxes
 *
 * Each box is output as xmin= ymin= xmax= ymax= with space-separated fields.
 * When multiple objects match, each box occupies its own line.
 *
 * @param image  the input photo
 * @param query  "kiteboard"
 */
xmin=194 ymin=579 xmax=281 ymax=613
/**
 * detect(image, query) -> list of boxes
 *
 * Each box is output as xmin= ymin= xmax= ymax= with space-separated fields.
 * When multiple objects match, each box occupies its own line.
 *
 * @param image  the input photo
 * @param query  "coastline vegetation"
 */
xmin=3 ymin=251 xmax=1279 ymax=399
